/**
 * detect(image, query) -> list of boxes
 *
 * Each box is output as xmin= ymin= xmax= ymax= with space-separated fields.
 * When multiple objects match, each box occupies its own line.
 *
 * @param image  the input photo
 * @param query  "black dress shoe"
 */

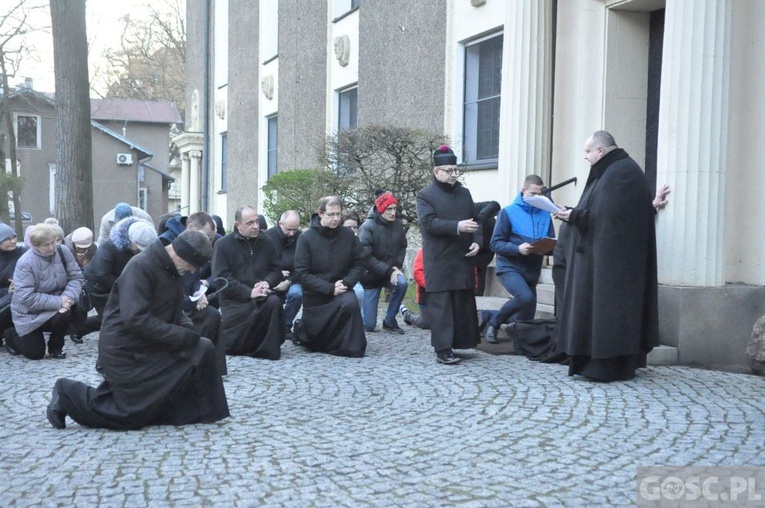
xmin=484 ymin=325 xmax=499 ymax=344
xmin=70 ymin=334 xmax=83 ymax=345
xmin=50 ymin=351 xmax=67 ymax=360
xmin=46 ymin=384 xmax=66 ymax=429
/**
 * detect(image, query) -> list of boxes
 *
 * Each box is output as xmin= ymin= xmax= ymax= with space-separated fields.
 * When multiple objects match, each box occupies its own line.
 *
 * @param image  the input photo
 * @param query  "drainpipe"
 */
xmin=201 ymin=0 xmax=211 ymax=212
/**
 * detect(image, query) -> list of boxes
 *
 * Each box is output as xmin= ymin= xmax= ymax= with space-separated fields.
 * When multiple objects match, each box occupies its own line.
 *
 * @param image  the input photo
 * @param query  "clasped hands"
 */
xmin=250 ymin=281 xmax=271 ymax=299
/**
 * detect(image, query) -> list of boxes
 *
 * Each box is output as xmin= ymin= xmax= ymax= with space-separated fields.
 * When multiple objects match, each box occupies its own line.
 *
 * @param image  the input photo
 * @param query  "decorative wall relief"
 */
xmin=334 ymin=35 xmax=350 ymax=67
xmin=470 ymin=0 xmax=487 ymax=6
xmin=214 ymin=98 xmax=226 ymax=120
xmin=261 ymin=74 xmax=274 ymax=100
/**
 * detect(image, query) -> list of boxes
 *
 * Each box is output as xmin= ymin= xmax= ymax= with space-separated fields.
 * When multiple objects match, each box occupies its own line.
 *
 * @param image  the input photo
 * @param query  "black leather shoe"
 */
xmin=436 ymin=349 xmax=461 ymax=365
xmin=46 ymin=384 xmax=66 ymax=429
xmin=50 ymin=351 xmax=67 ymax=360
xmin=383 ymin=320 xmax=405 ymax=335
xmin=484 ymin=325 xmax=499 ymax=344
xmin=70 ymin=334 xmax=83 ymax=345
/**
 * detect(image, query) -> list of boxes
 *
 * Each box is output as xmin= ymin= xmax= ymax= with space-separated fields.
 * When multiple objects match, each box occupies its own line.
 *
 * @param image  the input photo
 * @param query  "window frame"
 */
xmin=266 ymin=115 xmax=278 ymax=179
xmin=337 ymin=85 xmax=358 ymax=133
xmin=14 ymin=113 xmax=41 ymax=150
xmin=220 ymin=132 xmax=228 ymax=191
xmin=461 ymin=31 xmax=503 ymax=170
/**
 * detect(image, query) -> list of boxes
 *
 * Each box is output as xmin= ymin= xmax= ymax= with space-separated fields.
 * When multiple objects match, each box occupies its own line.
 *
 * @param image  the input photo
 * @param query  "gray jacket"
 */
xmin=11 ymin=246 xmax=84 ymax=336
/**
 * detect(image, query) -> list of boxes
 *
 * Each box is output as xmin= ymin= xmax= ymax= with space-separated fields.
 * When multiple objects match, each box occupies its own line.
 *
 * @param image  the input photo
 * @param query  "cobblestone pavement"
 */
xmin=1 ymin=325 xmax=764 ymax=507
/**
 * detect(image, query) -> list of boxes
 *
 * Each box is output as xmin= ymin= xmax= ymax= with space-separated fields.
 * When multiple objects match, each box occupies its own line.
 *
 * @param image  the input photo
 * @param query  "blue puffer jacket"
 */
xmin=490 ymin=192 xmax=554 ymax=281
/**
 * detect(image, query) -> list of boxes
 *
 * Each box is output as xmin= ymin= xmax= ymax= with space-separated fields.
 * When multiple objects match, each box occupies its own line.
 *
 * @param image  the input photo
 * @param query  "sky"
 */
xmin=9 ymin=0 xmax=181 ymax=95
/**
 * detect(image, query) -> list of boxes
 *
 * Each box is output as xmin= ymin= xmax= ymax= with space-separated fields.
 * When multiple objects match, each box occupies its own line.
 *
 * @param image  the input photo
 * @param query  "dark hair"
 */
xmin=523 ymin=174 xmax=544 ymax=188
xmin=317 ymin=196 xmax=343 ymax=212
xmin=341 ymin=210 xmax=361 ymax=225
xmin=234 ymin=206 xmax=256 ymax=223
xmin=187 ymin=211 xmax=214 ymax=230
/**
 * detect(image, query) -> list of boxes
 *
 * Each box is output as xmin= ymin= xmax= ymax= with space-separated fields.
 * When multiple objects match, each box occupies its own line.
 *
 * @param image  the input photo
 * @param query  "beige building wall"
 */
xmin=726 ymin=0 xmax=765 ymax=285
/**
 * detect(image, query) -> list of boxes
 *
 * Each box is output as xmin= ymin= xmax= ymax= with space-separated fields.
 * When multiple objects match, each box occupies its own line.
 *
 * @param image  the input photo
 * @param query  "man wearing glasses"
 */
xmin=416 ymin=145 xmax=482 ymax=364
xmin=292 ymin=196 xmax=367 ymax=357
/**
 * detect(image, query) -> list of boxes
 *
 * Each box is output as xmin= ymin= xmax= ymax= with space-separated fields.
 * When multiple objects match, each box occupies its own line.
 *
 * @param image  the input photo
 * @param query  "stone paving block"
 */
xmin=2 ymin=328 xmax=765 ymax=506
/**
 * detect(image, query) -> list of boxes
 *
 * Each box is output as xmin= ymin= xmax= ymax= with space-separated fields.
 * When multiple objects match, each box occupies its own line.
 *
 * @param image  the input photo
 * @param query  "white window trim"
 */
xmin=14 ymin=112 xmax=41 ymax=150
xmin=335 ymin=84 xmax=358 ymax=133
xmin=454 ymin=29 xmax=504 ymax=169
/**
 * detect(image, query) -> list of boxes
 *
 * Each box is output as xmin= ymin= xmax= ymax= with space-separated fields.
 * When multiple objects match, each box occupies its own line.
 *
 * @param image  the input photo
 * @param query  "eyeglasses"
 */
xmin=1 ymin=236 xmax=17 ymax=243
xmin=437 ymin=167 xmax=460 ymax=175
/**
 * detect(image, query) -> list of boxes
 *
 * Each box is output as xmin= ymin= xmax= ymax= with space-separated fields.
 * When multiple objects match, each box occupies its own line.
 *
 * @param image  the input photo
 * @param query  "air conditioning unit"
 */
xmin=117 ymin=153 xmax=133 ymax=165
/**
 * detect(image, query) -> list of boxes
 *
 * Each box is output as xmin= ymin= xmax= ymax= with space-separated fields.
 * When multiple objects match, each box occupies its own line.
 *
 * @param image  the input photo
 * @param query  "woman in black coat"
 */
xmin=293 ymin=196 xmax=367 ymax=358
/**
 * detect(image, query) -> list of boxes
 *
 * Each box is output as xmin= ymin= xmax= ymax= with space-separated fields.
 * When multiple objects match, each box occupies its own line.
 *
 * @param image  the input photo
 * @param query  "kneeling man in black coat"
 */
xmin=47 ymin=230 xmax=230 ymax=430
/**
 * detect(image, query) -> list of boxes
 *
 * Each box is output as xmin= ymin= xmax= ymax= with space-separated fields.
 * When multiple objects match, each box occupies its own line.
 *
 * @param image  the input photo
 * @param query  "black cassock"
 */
xmin=293 ymin=215 xmax=366 ymax=358
xmin=416 ymin=178 xmax=481 ymax=353
xmin=212 ymin=231 xmax=284 ymax=360
xmin=557 ymin=149 xmax=660 ymax=381
xmin=55 ymin=241 xmax=230 ymax=430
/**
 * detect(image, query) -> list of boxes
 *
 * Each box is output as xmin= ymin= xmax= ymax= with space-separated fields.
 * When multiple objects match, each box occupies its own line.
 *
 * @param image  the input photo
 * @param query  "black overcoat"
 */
xmin=292 ymin=215 xmax=366 ymax=357
xmin=557 ymin=149 xmax=660 ymax=360
xmin=57 ymin=240 xmax=229 ymax=429
xmin=357 ymin=211 xmax=407 ymax=289
xmin=416 ymin=179 xmax=481 ymax=292
xmin=211 ymin=230 xmax=284 ymax=358
xmin=263 ymin=225 xmax=301 ymax=277
xmin=416 ymin=178 xmax=481 ymax=351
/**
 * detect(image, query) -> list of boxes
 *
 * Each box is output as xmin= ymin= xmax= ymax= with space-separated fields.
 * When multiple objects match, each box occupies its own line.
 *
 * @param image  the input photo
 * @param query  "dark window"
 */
xmin=221 ymin=132 xmax=228 ymax=191
xmin=16 ymin=115 xmax=39 ymax=149
xmin=463 ymin=34 xmax=503 ymax=166
xmin=338 ymin=86 xmax=358 ymax=132
xmin=267 ymin=115 xmax=278 ymax=178
xmin=645 ymin=8 xmax=665 ymax=193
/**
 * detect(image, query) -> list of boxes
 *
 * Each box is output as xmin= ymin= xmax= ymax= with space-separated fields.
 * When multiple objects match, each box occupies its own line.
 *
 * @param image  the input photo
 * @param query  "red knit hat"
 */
xmin=375 ymin=192 xmax=398 ymax=214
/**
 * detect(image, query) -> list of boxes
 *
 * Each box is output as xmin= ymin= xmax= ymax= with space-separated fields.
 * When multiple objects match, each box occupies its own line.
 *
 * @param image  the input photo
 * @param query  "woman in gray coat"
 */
xmin=5 ymin=224 xmax=84 ymax=359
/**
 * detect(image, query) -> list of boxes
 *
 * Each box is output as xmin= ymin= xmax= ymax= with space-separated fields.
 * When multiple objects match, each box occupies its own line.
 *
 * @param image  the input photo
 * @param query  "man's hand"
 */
xmin=390 ymin=268 xmax=402 ymax=286
xmin=273 ymin=279 xmax=291 ymax=292
xmin=653 ymin=184 xmax=671 ymax=209
xmin=251 ymin=281 xmax=271 ymax=299
xmin=554 ymin=208 xmax=572 ymax=222
xmin=458 ymin=219 xmax=479 ymax=234
xmin=195 ymin=293 xmax=209 ymax=311
xmin=8 ymin=279 xmax=14 ymax=293
xmin=519 ymin=243 xmax=533 ymax=255
xmin=334 ymin=280 xmax=348 ymax=295
xmin=465 ymin=242 xmax=480 ymax=257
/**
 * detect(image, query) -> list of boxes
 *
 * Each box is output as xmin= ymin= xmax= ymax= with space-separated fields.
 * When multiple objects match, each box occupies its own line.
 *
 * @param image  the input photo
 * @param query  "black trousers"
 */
xmin=7 ymin=311 xmax=72 ymax=360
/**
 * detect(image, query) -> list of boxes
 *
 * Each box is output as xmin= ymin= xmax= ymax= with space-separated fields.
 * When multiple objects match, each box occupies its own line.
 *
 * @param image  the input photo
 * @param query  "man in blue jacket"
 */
xmin=485 ymin=175 xmax=555 ymax=343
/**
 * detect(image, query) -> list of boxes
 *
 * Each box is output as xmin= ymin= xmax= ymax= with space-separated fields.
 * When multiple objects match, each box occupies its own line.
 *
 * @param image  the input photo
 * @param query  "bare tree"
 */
xmin=94 ymin=0 xmax=186 ymax=119
xmin=322 ymin=125 xmax=447 ymax=230
xmin=50 ymin=0 xmax=93 ymax=232
xmin=0 ymin=0 xmax=48 ymax=234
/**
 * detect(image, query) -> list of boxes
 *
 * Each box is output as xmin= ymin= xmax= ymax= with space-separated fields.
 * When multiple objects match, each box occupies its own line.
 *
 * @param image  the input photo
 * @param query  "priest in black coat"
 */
xmin=293 ymin=196 xmax=367 ymax=358
xmin=212 ymin=206 xmax=284 ymax=360
xmin=46 ymin=230 xmax=230 ymax=429
xmin=416 ymin=145 xmax=482 ymax=365
xmin=554 ymin=130 xmax=659 ymax=381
